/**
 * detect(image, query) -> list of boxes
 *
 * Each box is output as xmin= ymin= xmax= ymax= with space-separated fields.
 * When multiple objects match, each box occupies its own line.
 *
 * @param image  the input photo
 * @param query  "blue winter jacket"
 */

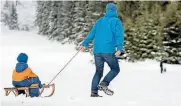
xmin=82 ymin=3 xmax=124 ymax=54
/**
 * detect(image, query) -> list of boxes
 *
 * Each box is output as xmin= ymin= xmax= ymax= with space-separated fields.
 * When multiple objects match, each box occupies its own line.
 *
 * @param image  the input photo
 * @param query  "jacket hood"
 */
xmin=105 ymin=3 xmax=118 ymax=18
xmin=15 ymin=62 xmax=28 ymax=72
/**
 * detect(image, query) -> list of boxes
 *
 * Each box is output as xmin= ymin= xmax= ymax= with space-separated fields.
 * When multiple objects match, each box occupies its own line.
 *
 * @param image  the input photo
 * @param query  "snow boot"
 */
xmin=98 ymin=82 xmax=114 ymax=96
xmin=90 ymin=92 xmax=102 ymax=97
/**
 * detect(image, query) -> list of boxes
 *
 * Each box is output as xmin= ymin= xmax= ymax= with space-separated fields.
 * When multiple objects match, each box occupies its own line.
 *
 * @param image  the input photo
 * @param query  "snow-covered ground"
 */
xmin=1 ymin=26 xmax=181 ymax=106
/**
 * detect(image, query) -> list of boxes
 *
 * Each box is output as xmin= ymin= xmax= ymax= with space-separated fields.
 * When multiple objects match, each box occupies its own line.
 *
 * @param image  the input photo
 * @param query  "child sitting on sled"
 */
xmin=12 ymin=53 xmax=49 ymax=97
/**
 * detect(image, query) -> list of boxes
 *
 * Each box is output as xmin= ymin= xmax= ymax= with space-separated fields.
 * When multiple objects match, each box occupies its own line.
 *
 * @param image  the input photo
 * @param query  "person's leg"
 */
xmin=12 ymin=80 xmax=31 ymax=95
xmin=101 ymin=54 xmax=120 ymax=86
xmin=160 ymin=61 xmax=163 ymax=73
xmin=26 ymin=77 xmax=42 ymax=97
xmin=12 ymin=80 xmax=31 ymax=87
xmin=91 ymin=54 xmax=104 ymax=94
xmin=28 ymin=77 xmax=43 ymax=88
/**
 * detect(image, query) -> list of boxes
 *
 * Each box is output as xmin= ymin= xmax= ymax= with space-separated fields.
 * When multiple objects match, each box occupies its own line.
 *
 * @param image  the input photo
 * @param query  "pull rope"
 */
xmin=48 ymin=50 xmax=81 ymax=85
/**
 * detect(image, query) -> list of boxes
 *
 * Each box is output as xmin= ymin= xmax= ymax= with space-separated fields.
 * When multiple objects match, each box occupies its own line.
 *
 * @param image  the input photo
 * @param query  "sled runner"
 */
xmin=4 ymin=83 xmax=55 ymax=97
xmin=39 ymin=83 xmax=55 ymax=97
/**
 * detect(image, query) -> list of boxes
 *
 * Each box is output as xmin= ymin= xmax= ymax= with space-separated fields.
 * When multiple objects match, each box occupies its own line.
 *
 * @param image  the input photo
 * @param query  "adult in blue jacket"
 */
xmin=80 ymin=3 xmax=124 ymax=97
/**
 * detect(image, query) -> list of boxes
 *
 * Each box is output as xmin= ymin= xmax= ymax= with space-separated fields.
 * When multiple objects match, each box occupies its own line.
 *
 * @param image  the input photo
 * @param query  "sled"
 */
xmin=4 ymin=83 xmax=55 ymax=97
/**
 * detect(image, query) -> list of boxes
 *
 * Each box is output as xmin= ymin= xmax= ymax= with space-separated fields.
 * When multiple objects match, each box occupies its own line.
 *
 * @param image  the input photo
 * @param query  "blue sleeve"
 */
xmin=115 ymin=20 xmax=124 ymax=52
xmin=81 ymin=23 xmax=96 ymax=47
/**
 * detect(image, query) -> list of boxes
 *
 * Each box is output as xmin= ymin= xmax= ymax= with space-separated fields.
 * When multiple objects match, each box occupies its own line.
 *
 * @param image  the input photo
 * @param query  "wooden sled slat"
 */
xmin=4 ymin=84 xmax=39 ymax=97
xmin=4 ymin=87 xmax=28 ymax=96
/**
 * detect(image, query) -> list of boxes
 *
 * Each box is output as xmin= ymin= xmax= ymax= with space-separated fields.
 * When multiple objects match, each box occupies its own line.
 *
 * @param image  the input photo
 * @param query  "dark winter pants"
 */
xmin=13 ymin=77 xmax=43 ymax=88
xmin=91 ymin=53 xmax=120 ymax=93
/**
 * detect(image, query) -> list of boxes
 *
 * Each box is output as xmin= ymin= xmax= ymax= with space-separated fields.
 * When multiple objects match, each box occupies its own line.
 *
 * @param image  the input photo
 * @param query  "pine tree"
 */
xmin=9 ymin=3 xmax=19 ymax=30
xmin=124 ymin=2 xmax=163 ymax=61
xmin=47 ymin=1 xmax=61 ymax=39
xmin=1 ymin=1 xmax=19 ymax=30
xmin=70 ymin=1 xmax=86 ymax=43
xmin=161 ymin=2 xmax=181 ymax=64
xmin=36 ymin=1 xmax=51 ymax=35
xmin=1 ymin=1 xmax=10 ymax=26
xmin=60 ymin=1 xmax=74 ymax=42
